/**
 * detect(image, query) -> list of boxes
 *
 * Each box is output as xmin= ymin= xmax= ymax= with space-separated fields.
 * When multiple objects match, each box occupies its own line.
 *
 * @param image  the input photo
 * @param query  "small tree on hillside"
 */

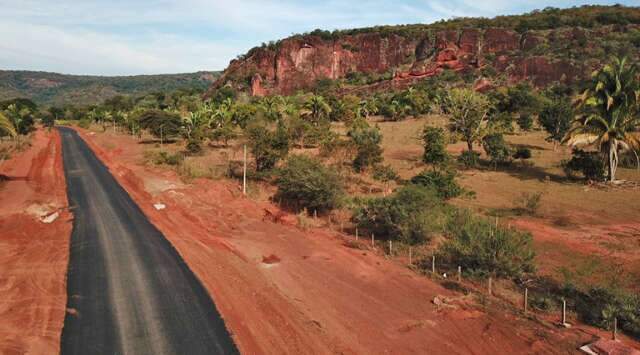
xmin=445 ymin=88 xmax=492 ymax=152
xmin=349 ymin=126 xmax=384 ymax=172
xmin=245 ymin=123 xmax=290 ymax=172
xmin=482 ymin=133 xmax=512 ymax=169
xmin=539 ymin=99 xmax=573 ymax=150
xmin=275 ymin=155 xmax=343 ymax=213
xmin=137 ymin=109 xmax=182 ymax=143
xmin=421 ymin=126 xmax=449 ymax=168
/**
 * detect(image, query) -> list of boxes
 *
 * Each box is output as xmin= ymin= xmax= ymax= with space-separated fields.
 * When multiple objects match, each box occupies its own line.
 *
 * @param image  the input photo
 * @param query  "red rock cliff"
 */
xmin=206 ymin=25 xmax=632 ymax=97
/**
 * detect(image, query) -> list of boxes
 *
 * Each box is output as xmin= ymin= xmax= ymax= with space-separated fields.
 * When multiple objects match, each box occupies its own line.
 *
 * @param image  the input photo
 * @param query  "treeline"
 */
xmin=244 ymin=5 xmax=640 ymax=58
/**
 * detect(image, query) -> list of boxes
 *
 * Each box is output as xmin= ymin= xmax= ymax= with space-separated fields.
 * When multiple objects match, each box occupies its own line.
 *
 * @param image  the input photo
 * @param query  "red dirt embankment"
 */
xmin=0 ymin=129 xmax=71 ymax=354
xmin=76 ymin=128 xmax=636 ymax=354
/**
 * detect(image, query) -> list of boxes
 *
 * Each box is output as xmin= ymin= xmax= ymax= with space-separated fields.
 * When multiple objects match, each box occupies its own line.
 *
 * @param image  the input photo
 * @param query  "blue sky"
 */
xmin=0 ymin=0 xmax=637 ymax=76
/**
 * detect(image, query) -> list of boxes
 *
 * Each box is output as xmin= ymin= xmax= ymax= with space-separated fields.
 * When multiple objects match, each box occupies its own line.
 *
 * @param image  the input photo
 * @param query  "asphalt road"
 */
xmin=58 ymin=127 xmax=238 ymax=355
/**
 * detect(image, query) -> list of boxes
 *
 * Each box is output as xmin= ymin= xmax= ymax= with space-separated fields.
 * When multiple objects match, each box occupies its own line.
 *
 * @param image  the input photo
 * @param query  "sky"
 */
xmin=0 ymin=0 xmax=637 ymax=76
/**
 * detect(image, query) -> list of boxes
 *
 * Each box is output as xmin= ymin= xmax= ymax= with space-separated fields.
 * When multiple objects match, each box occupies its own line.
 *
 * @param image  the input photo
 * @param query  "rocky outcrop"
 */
xmin=207 ymin=24 xmax=634 ymax=97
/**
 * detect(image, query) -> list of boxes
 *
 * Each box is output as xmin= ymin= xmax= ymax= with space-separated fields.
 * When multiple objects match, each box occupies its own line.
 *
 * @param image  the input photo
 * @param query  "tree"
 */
xmin=349 ymin=126 xmax=383 ymax=172
xmin=482 ymin=133 xmax=512 ymax=168
xmin=0 ymin=112 xmax=17 ymax=138
xmin=352 ymin=185 xmax=445 ymax=244
xmin=567 ymin=57 xmax=640 ymax=182
xmin=301 ymin=95 xmax=331 ymax=126
xmin=421 ymin=126 xmax=448 ymax=168
xmin=245 ymin=123 xmax=290 ymax=172
xmin=275 ymin=155 xmax=343 ymax=213
xmin=4 ymin=104 xmax=34 ymax=137
xmin=539 ymin=99 xmax=573 ymax=150
xmin=137 ymin=109 xmax=182 ymax=143
xmin=445 ymin=88 xmax=492 ymax=152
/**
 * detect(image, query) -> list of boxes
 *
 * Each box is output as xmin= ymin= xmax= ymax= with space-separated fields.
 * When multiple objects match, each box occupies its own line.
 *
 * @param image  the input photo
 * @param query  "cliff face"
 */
xmin=208 ymin=24 xmax=636 ymax=97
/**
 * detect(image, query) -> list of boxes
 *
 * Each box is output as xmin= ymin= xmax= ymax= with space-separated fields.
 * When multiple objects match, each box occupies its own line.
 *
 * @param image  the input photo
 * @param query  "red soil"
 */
xmin=0 ymin=129 xmax=71 ymax=354
xmin=77 ymin=128 xmax=640 ymax=354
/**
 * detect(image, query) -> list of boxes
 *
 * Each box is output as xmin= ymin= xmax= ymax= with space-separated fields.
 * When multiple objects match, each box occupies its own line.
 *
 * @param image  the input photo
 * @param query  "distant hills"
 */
xmin=0 ymin=70 xmax=221 ymax=107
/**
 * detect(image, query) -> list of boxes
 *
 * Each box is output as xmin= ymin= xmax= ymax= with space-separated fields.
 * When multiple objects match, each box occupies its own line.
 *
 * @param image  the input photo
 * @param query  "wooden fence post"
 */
xmin=457 ymin=266 xmax=462 ymax=282
xmin=431 ymin=255 xmax=436 ymax=274
xmin=409 ymin=247 xmax=412 ymax=265
xmin=488 ymin=277 xmax=493 ymax=296
xmin=524 ymin=288 xmax=528 ymax=315
xmin=371 ymin=233 xmax=375 ymax=246
xmin=355 ymin=227 xmax=359 ymax=241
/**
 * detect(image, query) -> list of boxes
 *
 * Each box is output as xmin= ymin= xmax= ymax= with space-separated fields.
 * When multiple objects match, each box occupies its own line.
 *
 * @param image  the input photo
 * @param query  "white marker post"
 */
xmin=242 ymin=144 xmax=247 ymax=196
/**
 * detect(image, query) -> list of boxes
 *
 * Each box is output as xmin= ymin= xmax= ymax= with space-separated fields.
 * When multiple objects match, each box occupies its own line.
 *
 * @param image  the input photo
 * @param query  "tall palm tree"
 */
xmin=301 ymin=95 xmax=331 ymax=126
xmin=566 ymin=56 xmax=640 ymax=182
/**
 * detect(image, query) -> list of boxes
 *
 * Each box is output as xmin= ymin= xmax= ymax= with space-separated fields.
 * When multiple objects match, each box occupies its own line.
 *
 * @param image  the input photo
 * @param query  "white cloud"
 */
xmin=0 ymin=0 xmax=634 ymax=75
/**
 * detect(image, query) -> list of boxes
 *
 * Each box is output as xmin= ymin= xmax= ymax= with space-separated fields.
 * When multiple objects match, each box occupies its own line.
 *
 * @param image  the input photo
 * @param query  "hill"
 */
xmin=207 ymin=5 xmax=640 ymax=97
xmin=0 ymin=70 xmax=220 ymax=107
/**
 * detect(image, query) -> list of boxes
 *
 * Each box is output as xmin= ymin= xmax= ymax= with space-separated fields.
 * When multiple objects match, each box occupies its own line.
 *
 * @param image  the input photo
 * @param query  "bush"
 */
xmin=372 ymin=164 xmax=399 ymax=184
xmin=457 ymin=150 xmax=480 ymax=168
xmin=275 ymin=155 xmax=343 ymax=213
xmin=517 ymin=113 xmax=534 ymax=131
xmin=149 ymin=151 xmax=183 ymax=166
xmin=410 ymin=170 xmax=463 ymax=200
xmin=421 ymin=126 xmax=448 ymax=167
xmin=185 ymin=139 xmax=203 ymax=155
xmin=513 ymin=147 xmax=532 ymax=160
xmin=352 ymin=185 xmax=447 ymax=244
xmin=246 ymin=123 xmax=290 ymax=172
xmin=514 ymin=191 xmax=543 ymax=215
xmin=482 ymin=133 xmax=511 ymax=167
xmin=562 ymin=149 xmax=605 ymax=181
xmin=576 ymin=287 xmax=640 ymax=338
xmin=439 ymin=210 xmax=536 ymax=278
xmin=349 ymin=126 xmax=383 ymax=172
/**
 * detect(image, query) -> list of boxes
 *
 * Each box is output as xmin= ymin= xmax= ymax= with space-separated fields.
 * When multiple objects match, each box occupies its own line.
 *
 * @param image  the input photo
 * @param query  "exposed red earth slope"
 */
xmin=75 ymin=128 xmax=640 ymax=354
xmin=0 ymin=129 xmax=71 ymax=354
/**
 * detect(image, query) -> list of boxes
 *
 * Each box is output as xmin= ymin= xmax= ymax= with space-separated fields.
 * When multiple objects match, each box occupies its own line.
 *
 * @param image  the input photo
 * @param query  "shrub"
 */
xmin=421 ymin=126 xmax=448 ymax=167
xmin=514 ymin=191 xmax=544 ymax=215
xmin=349 ymin=126 xmax=383 ymax=172
xmin=513 ymin=147 xmax=532 ymax=160
xmin=275 ymin=155 xmax=343 ymax=213
xmin=372 ymin=164 xmax=399 ymax=184
xmin=185 ymin=139 xmax=203 ymax=155
xmin=457 ymin=150 xmax=480 ymax=168
xmin=562 ymin=149 xmax=605 ymax=181
xmin=482 ymin=133 xmax=511 ymax=167
xmin=352 ymin=185 xmax=446 ymax=244
xmin=410 ymin=170 xmax=463 ymax=200
xmin=149 ymin=151 xmax=183 ymax=166
xmin=576 ymin=287 xmax=640 ymax=338
xmin=245 ymin=123 xmax=290 ymax=172
xmin=439 ymin=210 xmax=536 ymax=278
xmin=517 ymin=113 xmax=534 ymax=131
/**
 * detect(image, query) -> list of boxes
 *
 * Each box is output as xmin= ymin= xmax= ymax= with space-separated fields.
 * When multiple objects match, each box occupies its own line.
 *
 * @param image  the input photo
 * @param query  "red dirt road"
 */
xmin=0 ymin=130 xmax=71 ymax=354
xmin=76 ymin=129 xmax=633 ymax=354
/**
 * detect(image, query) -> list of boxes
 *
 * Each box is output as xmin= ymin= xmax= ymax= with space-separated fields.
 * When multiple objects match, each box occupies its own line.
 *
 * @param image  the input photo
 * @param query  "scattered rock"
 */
xmin=262 ymin=254 xmax=281 ymax=265
xmin=41 ymin=211 xmax=59 ymax=224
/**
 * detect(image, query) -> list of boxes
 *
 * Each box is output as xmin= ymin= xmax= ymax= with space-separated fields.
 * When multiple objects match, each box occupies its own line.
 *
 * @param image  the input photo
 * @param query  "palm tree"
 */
xmin=301 ymin=95 xmax=331 ymax=126
xmin=566 ymin=56 xmax=640 ymax=182
xmin=0 ymin=112 xmax=17 ymax=138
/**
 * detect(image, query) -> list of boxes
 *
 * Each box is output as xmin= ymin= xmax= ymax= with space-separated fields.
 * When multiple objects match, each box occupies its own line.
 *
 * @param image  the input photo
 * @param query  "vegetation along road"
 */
xmin=58 ymin=127 xmax=238 ymax=355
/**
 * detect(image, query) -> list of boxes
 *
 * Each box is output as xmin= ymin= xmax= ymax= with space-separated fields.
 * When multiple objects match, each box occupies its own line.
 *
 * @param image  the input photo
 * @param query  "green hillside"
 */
xmin=0 ymin=70 xmax=220 ymax=107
